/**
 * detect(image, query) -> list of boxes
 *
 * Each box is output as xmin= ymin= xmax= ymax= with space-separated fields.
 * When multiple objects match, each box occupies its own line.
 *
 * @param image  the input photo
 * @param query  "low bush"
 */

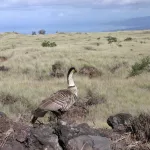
xmin=42 ymin=41 xmax=57 ymax=47
xmin=105 ymin=36 xmax=117 ymax=44
xmin=129 ymin=56 xmax=150 ymax=76
xmin=124 ymin=37 xmax=133 ymax=41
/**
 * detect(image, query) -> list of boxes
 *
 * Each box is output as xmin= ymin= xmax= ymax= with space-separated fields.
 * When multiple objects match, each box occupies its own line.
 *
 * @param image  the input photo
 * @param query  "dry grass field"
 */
xmin=0 ymin=30 xmax=150 ymax=127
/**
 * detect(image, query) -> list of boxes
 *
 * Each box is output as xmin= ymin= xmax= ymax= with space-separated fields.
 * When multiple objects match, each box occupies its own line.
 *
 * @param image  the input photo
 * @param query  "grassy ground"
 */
xmin=0 ymin=31 xmax=150 ymax=127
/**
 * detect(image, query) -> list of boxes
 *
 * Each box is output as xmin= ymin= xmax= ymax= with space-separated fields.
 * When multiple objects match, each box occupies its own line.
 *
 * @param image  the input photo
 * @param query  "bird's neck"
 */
xmin=67 ymin=72 xmax=78 ymax=96
xmin=68 ymin=72 xmax=75 ymax=86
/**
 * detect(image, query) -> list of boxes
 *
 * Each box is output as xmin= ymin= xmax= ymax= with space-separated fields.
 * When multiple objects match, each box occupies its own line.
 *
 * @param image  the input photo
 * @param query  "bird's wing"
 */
xmin=38 ymin=89 xmax=73 ymax=111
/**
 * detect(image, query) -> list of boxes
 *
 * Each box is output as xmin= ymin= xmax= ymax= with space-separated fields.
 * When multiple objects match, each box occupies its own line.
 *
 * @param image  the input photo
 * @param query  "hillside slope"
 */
xmin=0 ymin=30 xmax=150 ymax=127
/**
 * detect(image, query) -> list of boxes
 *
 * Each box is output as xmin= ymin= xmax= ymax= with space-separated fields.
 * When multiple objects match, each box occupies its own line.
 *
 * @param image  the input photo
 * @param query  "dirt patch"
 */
xmin=79 ymin=65 xmax=102 ymax=78
xmin=0 ymin=56 xmax=8 ymax=62
xmin=0 ymin=52 xmax=14 ymax=62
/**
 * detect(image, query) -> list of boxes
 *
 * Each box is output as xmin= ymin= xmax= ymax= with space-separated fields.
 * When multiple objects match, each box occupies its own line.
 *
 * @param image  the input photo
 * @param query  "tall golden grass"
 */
xmin=0 ymin=31 xmax=150 ymax=127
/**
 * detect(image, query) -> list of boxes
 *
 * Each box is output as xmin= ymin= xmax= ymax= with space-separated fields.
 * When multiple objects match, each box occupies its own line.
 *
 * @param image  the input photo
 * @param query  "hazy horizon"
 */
xmin=0 ymin=0 xmax=150 ymax=34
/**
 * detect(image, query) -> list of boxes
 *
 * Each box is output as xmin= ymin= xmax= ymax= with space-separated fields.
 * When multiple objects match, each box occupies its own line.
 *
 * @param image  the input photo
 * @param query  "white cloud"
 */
xmin=100 ymin=0 xmax=150 ymax=5
xmin=58 ymin=12 xmax=64 ymax=17
xmin=0 ymin=0 xmax=150 ymax=8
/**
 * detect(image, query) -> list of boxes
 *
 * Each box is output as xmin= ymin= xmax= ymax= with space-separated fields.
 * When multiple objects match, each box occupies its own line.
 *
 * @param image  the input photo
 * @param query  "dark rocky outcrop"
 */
xmin=1 ymin=112 xmax=150 ymax=150
xmin=67 ymin=135 xmax=111 ymax=150
xmin=131 ymin=113 xmax=150 ymax=142
xmin=0 ymin=113 xmax=112 ymax=150
xmin=107 ymin=113 xmax=133 ymax=133
xmin=54 ymin=123 xmax=112 ymax=150
xmin=29 ymin=125 xmax=62 ymax=150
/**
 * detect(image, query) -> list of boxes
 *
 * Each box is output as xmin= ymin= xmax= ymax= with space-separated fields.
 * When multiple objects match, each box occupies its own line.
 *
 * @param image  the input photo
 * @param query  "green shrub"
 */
xmin=124 ymin=37 xmax=132 ymax=41
xmin=50 ymin=42 xmax=57 ymax=47
xmin=42 ymin=41 xmax=50 ymax=47
xmin=105 ymin=36 xmax=117 ymax=44
xmin=42 ymin=41 xmax=57 ymax=47
xmin=129 ymin=56 xmax=150 ymax=76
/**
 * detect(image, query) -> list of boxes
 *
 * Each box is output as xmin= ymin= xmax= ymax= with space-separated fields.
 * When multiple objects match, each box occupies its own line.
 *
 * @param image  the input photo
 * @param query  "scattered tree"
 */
xmin=32 ymin=31 xmax=36 ymax=35
xmin=39 ymin=29 xmax=46 ymax=35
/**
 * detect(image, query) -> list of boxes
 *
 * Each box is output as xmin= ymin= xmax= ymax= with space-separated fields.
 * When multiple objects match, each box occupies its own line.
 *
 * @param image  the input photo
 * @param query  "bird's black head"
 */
xmin=69 ymin=67 xmax=77 ymax=73
xmin=67 ymin=67 xmax=77 ymax=78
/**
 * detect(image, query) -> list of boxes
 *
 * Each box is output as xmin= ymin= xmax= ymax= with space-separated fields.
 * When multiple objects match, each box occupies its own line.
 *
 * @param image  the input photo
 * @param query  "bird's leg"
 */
xmin=56 ymin=112 xmax=61 ymax=124
xmin=50 ymin=111 xmax=59 ymax=125
xmin=36 ymin=120 xmax=44 ymax=125
xmin=57 ymin=110 xmax=67 ymax=125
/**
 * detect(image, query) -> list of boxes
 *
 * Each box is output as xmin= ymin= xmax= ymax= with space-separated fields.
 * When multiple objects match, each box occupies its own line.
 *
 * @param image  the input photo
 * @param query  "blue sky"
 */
xmin=0 ymin=0 xmax=150 ymax=33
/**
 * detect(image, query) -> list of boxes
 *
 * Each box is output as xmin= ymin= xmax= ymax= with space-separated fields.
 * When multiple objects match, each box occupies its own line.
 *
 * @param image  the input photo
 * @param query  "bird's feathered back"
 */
xmin=32 ymin=89 xmax=77 ymax=117
xmin=40 ymin=89 xmax=77 ymax=110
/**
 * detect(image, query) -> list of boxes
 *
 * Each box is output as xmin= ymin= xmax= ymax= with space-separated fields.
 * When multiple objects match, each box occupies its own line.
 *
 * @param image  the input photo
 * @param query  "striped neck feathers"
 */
xmin=67 ymin=70 xmax=78 ymax=96
xmin=67 ymin=71 xmax=75 ymax=86
xmin=68 ymin=85 xmax=78 ymax=97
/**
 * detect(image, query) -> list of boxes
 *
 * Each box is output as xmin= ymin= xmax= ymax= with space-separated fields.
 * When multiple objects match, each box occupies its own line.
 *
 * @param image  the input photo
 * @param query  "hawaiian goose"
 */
xmin=31 ymin=67 xmax=78 ymax=124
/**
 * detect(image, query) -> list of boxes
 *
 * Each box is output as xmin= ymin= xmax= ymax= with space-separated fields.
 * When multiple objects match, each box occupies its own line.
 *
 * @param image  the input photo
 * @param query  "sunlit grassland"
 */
xmin=0 ymin=30 xmax=150 ymax=127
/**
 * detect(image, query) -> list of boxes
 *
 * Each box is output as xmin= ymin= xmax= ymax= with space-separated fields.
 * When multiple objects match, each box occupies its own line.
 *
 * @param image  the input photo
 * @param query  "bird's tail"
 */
xmin=30 ymin=108 xmax=47 ymax=124
xmin=31 ymin=116 xmax=38 ymax=124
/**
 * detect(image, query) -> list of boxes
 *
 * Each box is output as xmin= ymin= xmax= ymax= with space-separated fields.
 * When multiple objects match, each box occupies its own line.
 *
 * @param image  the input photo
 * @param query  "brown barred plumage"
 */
xmin=31 ymin=67 xmax=77 ymax=124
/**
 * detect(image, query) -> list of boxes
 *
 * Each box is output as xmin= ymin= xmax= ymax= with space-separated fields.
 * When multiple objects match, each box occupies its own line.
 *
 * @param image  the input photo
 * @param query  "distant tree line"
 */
xmin=32 ymin=29 xmax=46 ymax=35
